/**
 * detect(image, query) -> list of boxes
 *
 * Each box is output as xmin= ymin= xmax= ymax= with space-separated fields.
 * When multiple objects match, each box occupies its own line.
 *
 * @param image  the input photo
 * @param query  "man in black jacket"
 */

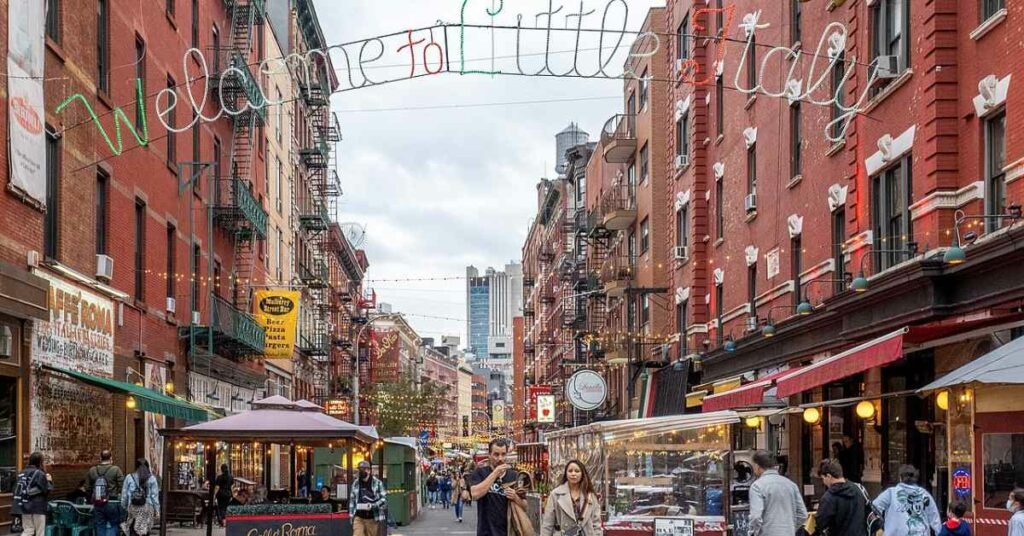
xmin=814 ymin=459 xmax=868 ymax=536
xmin=15 ymin=452 xmax=53 ymax=536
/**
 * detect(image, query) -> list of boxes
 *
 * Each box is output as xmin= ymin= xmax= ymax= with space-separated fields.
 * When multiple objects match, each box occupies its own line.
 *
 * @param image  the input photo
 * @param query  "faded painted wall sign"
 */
xmin=31 ymin=271 xmax=115 ymax=466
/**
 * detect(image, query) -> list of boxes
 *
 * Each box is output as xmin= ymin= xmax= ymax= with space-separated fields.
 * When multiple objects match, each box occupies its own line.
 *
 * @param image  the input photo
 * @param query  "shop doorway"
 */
xmin=882 ymin=351 xmax=937 ymax=497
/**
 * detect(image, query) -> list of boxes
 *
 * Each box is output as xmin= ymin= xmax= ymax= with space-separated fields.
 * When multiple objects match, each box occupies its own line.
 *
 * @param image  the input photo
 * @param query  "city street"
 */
xmin=394 ymin=505 xmax=478 ymax=536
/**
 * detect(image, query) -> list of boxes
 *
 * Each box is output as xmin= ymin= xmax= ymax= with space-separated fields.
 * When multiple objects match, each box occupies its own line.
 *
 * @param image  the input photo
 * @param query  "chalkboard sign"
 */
xmin=226 ymin=513 xmax=347 ymax=536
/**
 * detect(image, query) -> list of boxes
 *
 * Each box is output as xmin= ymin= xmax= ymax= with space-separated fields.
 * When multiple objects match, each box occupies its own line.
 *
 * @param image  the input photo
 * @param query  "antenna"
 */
xmin=339 ymin=222 xmax=368 ymax=248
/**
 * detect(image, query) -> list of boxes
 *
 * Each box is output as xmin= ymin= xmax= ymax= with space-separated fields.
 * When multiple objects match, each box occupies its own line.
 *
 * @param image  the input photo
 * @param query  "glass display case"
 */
xmin=547 ymin=412 xmax=740 ymax=536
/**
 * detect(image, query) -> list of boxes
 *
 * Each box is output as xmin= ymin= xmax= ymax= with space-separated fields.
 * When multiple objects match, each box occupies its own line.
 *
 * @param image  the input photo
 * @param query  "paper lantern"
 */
xmin=856 ymin=400 xmax=876 ymax=419
xmin=803 ymin=407 xmax=821 ymax=424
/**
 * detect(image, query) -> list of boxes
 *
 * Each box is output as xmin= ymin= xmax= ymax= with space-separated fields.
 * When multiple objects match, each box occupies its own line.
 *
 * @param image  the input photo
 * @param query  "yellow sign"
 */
xmin=253 ymin=290 xmax=300 ymax=358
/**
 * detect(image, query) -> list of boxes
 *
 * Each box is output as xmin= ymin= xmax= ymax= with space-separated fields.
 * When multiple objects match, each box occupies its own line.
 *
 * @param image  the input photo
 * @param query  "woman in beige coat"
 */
xmin=541 ymin=460 xmax=603 ymax=536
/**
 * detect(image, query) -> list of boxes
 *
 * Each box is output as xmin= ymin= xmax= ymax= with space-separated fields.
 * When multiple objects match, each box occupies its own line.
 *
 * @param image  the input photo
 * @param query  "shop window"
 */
xmin=0 ymin=377 xmax=17 ymax=493
xmin=983 ymin=433 xmax=1024 ymax=509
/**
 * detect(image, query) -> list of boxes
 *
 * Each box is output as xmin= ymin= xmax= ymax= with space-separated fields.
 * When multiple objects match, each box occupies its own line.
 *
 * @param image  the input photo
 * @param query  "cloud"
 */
xmin=314 ymin=0 xmax=662 ymax=344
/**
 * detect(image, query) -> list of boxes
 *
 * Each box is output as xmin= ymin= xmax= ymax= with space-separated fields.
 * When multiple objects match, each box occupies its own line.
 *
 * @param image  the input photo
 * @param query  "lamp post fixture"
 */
xmin=945 ymin=207 xmax=1023 ymax=264
xmin=848 ymin=243 xmax=920 ymax=293
xmin=352 ymin=312 xmax=404 ymax=426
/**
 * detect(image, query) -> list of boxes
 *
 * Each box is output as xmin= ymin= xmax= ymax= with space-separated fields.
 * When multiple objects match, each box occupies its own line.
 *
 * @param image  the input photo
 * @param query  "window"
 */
xmin=790 ymin=102 xmax=802 ymax=178
xmin=715 ymin=282 xmax=724 ymax=343
xmin=871 ymin=0 xmax=909 ymax=75
xmin=276 ymin=157 xmax=284 ymax=213
xmin=832 ymin=208 xmax=846 ymax=295
xmin=791 ymin=236 xmax=802 ymax=307
xmin=212 ymin=136 xmax=222 ymax=203
xmin=982 ymin=0 xmax=1006 ymax=21
xmin=985 ymin=110 xmax=1006 ymax=232
xmin=715 ymin=0 xmax=723 ymax=32
xmin=640 ymin=217 xmax=650 ymax=253
xmin=677 ymin=300 xmax=688 ymax=356
xmin=791 ymin=0 xmax=801 ymax=44
xmin=715 ymin=177 xmax=724 ymax=240
xmin=166 ymin=76 xmax=176 ymax=165
xmin=676 ymin=114 xmax=690 ymax=160
xmin=276 ymin=230 xmax=283 ymax=281
xmin=641 ymin=295 xmax=650 ymax=327
xmin=831 ymin=53 xmax=846 ymax=141
xmin=275 ymin=87 xmax=283 ymax=142
xmin=211 ymin=26 xmax=220 ymax=73
xmin=191 ymin=113 xmax=200 ymax=193
xmin=97 ymin=0 xmax=109 ymax=92
xmin=747 ymin=145 xmax=757 ymax=196
xmin=96 ymin=171 xmax=108 ymax=255
xmin=166 ymin=225 xmax=176 ymax=300
xmin=45 ymin=131 xmax=60 ymax=260
xmin=639 ymin=143 xmax=649 ymax=184
xmin=627 ymin=92 xmax=636 ymax=118
xmin=628 ymin=231 xmax=637 ymax=261
xmin=191 ymin=244 xmax=201 ymax=312
xmin=639 ymin=68 xmax=649 ymax=110
xmin=213 ymin=261 xmax=222 ymax=298
xmin=747 ymin=35 xmax=757 ymax=89
xmin=627 ymin=163 xmax=637 ymax=206
xmin=191 ymin=0 xmax=199 ymax=48
xmin=676 ymin=206 xmax=689 ymax=248
xmin=871 ymin=156 xmax=913 ymax=272
xmin=134 ymin=200 xmax=147 ymax=301
xmin=677 ymin=15 xmax=689 ymax=61
xmin=166 ymin=0 xmax=174 ymax=16
xmin=46 ymin=0 xmax=60 ymax=42
xmin=748 ymin=263 xmax=757 ymax=314
xmin=983 ymin=433 xmax=1024 ymax=509
xmin=716 ymin=78 xmax=724 ymax=137
xmin=135 ymin=37 xmax=146 ymax=129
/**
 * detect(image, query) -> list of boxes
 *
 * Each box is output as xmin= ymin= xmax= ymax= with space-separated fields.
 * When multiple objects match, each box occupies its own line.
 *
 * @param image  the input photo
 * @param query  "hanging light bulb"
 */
xmin=856 ymin=400 xmax=876 ymax=419
xmin=803 ymin=407 xmax=821 ymax=425
xmin=126 ymin=396 xmax=137 ymax=410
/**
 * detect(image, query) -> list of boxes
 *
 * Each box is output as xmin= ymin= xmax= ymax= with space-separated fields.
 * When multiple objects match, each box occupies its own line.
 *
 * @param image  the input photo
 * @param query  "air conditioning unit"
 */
xmin=95 ymin=254 xmax=114 ymax=281
xmin=673 ymin=246 xmax=689 ymax=261
xmin=875 ymin=55 xmax=901 ymax=79
xmin=675 ymin=154 xmax=689 ymax=169
xmin=746 ymin=315 xmax=759 ymax=332
xmin=744 ymin=193 xmax=757 ymax=212
xmin=674 ymin=59 xmax=684 ymax=76
xmin=166 ymin=297 xmax=176 ymax=314
xmin=191 ymin=311 xmax=201 ymax=325
xmin=27 ymin=250 xmax=40 ymax=268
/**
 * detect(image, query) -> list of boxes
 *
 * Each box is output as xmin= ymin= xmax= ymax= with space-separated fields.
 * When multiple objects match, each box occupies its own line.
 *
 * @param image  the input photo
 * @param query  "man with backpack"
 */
xmin=86 ymin=450 xmax=125 ymax=536
xmin=13 ymin=452 xmax=53 ymax=536
xmin=813 ymin=459 xmax=868 ymax=536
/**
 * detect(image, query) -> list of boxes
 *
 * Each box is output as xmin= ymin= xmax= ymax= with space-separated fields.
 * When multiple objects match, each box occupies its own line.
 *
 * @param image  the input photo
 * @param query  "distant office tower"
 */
xmin=466 ymin=267 xmax=490 ymax=358
xmin=465 ymin=263 xmax=523 ymax=360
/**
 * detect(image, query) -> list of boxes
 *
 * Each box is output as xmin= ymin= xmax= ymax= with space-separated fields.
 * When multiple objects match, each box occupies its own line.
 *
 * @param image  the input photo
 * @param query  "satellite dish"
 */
xmin=339 ymin=222 xmax=367 ymax=247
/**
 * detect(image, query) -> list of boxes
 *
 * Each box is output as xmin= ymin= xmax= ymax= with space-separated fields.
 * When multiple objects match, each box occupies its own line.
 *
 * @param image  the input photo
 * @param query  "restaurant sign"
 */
xmin=226 ymin=513 xmax=345 ymax=536
xmin=31 ymin=271 xmax=115 ymax=465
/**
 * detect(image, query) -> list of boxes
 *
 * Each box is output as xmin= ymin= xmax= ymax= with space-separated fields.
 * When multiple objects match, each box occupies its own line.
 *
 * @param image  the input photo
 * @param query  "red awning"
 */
xmin=775 ymin=328 xmax=907 ymax=399
xmin=702 ymin=369 xmax=795 ymax=412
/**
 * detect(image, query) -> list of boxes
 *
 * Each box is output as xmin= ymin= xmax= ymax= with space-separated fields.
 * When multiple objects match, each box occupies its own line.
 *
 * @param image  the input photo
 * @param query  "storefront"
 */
xmin=0 ymin=261 xmax=48 ymax=529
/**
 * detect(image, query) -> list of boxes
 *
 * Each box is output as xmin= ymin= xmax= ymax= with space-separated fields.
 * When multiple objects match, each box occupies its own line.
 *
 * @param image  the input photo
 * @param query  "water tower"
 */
xmin=555 ymin=123 xmax=589 ymax=176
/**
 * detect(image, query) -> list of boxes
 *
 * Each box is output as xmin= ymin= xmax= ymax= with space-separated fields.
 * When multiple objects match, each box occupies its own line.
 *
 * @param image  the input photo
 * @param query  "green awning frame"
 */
xmin=43 ymin=365 xmax=210 ymax=422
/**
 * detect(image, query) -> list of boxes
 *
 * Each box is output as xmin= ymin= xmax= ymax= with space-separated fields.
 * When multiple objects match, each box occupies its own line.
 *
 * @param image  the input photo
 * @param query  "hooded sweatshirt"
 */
xmin=814 ymin=481 xmax=868 ymax=536
xmin=938 ymin=518 xmax=972 ymax=536
xmin=872 ymin=483 xmax=942 ymax=536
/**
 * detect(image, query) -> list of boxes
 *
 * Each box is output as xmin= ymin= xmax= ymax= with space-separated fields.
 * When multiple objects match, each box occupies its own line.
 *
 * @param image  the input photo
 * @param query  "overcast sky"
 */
xmin=315 ymin=0 xmax=662 ymax=345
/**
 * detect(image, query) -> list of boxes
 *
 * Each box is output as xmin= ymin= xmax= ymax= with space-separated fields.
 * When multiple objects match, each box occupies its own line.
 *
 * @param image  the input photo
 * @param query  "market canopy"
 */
xmin=43 ymin=364 xmax=211 ymax=422
xmin=919 ymin=334 xmax=1024 ymax=391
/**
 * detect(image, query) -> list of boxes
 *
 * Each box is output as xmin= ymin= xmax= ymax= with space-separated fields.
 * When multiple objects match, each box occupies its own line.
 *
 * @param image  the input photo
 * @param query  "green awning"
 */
xmin=43 ymin=365 xmax=210 ymax=422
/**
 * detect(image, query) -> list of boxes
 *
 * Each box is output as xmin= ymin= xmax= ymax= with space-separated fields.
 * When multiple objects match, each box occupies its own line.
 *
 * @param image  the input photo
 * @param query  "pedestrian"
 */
xmin=348 ymin=461 xmax=387 ymax=536
xmin=441 ymin=473 xmax=453 ymax=509
xmin=831 ymin=442 xmax=844 ymax=460
xmin=938 ymin=501 xmax=971 ymax=536
xmin=213 ymin=464 xmax=234 ymax=526
xmin=1008 ymin=489 xmax=1024 ymax=536
xmin=468 ymin=438 xmax=526 ymax=536
xmin=427 ymin=472 xmax=440 ymax=508
xmin=813 ymin=459 xmax=867 ymax=536
xmin=121 ymin=458 xmax=160 ymax=536
xmin=748 ymin=450 xmax=807 ymax=536
xmin=540 ymin=460 xmax=602 ymax=536
xmin=12 ymin=452 xmax=53 ymax=536
xmin=453 ymin=470 xmax=470 ymax=523
xmin=872 ymin=465 xmax=941 ymax=536
xmin=839 ymin=435 xmax=865 ymax=483
xmin=86 ymin=450 xmax=125 ymax=536
xmin=297 ymin=467 xmax=310 ymax=498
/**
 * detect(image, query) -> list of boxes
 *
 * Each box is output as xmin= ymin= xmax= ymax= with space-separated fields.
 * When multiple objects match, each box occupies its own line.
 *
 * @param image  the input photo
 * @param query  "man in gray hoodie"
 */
xmin=749 ymin=450 xmax=807 ymax=536
xmin=873 ymin=465 xmax=941 ymax=536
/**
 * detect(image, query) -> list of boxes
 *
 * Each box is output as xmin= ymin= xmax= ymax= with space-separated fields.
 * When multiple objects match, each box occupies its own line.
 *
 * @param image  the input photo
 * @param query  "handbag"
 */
xmin=506 ymin=483 xmax=535 ymax=536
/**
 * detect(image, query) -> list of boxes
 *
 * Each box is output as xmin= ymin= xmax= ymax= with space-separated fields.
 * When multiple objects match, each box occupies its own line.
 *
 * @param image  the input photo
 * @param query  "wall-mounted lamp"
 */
xmin=850 ymin=243 xmax=920 ymax=293
xmin=936 ymin=390 xmax=949 ymax=411
xmin=945 ymin=207 xmax=1022 ymax=265
xmin=856 ymin=400 xmax=877 ymax=420
xmin=802 ymin=407 xmax=821 ymax=425
xmin=126 ymin=396 xmax=137 ymax=410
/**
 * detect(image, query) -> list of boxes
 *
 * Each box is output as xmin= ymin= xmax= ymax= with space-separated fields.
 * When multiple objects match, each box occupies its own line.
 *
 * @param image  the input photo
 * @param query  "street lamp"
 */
xmin=352 ymin=312 xmax=404 ymax=425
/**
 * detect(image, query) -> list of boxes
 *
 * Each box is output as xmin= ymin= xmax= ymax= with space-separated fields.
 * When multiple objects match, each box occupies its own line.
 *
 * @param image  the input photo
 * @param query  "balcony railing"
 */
xmin=601 ymin=255 xmax=634 ymax=298
xmin=299 ymin=260 xmax=329 ymax=289
xmin=299 ymin=201 xmax=329 ymax=231
xmin=212 ymin=177 xmax=269 ymax=240
xmin=204 ymin=295 xmax=266 ymax=357
xmin=600 ymin=114 xmax=637 ymax=163
xmin=215 ymin=53 xmax=267 ymax=123
xmin=297 ymin=332 xmax=330 ymax=357
xmin=300 ymin=140 xmax=329 ymax=169
xmin=598 ymin=186 xmax=636 ymax=232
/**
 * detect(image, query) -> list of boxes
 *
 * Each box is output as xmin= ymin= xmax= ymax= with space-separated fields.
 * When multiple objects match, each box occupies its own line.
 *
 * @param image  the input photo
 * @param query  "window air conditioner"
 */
xmin=746 ymin=315 xmax=759 ymax=332
xmin=96 ymin=254 xmax=114 ymax=281
xmin=675 ymin=154 xmax=689 ymax=169
xmin=875 ymin=55 xmax=901 ymax=79
xmin=744 ymin=193 xmax=757 ymax=212
xmin=166 ymin=297 xmax=176 ymax=314
xmin=192 ymin=311 xmax=201 ymax=325
xmin=673 ymin=246 xmax=689 ymax=261
xmin=674 ymin=59 xmax=684 ymax=76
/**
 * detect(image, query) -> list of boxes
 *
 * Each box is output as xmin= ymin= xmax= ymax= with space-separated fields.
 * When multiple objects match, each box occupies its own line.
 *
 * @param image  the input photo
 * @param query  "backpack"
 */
xmin=857 ymin=483 xmax=885 ymax=536
xmin=130 ymin=475 xmax=149 ymax=506
xmin=92 ymin=465 xmax=115 ymax=506
xmin=12 ymin=469 xmax=42 ymax=512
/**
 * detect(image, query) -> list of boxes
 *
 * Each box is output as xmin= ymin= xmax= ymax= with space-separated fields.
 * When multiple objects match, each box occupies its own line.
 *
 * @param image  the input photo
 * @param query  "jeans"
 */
xmin=454 ymin=498 xmax=464 ymax=519
xmin=93 ymin=502 xmax=123 ymax=536
xmin=428 ymin=490 xmax=438 ymax=505
xmin=441 ymin=492 xmax=450 ymax=508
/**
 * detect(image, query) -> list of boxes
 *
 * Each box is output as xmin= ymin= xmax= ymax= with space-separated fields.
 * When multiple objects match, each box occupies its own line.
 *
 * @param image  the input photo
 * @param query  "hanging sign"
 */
xmin=253 ymin=290 xmax=300 ymax=358
xmin=952 ymin=467 xmax=972 ymax=498
xmin=528 ymin=385 xmax=553 ymax=421
xmin=7 ymin=0 xmax=46 ymax=205
xmin=492 ymin=400 xmax=506 ymax=427
xmin=566 ymin=369 xmax=607 ymax=411
xmin=536 ymin=394 xmax=556 ymax=424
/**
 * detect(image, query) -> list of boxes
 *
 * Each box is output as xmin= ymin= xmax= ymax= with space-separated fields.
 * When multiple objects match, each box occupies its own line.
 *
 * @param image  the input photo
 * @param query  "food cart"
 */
xmin=546 ymin=411 xmax=741 ymax=536
xmin=377 ymin=437 xmax=419 ymax=526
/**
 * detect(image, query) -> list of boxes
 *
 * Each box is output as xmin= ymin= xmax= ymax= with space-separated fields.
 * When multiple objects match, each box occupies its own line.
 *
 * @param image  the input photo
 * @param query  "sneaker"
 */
xmin=458 ymin=518 xmax=463 ymax=523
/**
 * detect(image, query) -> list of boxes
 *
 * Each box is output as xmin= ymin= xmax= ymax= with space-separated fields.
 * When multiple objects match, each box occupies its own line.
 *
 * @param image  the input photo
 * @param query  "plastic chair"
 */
xmin=46 ymin=501 xmax=93 ymax=536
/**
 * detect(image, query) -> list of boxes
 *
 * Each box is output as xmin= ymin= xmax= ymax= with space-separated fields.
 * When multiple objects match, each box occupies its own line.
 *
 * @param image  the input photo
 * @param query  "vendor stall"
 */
xmin=378 ymin=437 xmax=419 ymax=526
xmin=546 ymin=411 xmax=742 ymax=536
xmin=159 ymin=395 xmax=379 ymax=536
